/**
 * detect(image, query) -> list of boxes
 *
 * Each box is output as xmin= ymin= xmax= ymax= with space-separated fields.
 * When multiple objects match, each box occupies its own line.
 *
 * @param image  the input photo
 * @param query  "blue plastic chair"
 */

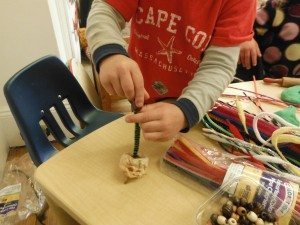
xmin=4 ymin=55 xmax=123 ymax=166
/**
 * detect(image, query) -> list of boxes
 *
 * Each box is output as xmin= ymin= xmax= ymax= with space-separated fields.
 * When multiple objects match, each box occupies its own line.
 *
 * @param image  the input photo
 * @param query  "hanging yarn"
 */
xmin=280 ymin=85 xmax=300 ymax=104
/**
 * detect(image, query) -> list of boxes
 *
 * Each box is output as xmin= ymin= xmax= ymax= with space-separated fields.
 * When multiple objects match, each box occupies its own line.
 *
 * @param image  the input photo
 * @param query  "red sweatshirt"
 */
xmin=106 ymin=0 xmax=256 ymax=101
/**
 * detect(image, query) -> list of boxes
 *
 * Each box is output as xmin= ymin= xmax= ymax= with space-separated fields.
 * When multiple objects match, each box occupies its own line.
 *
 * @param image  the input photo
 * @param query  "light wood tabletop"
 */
xmin=34 ymin=81 xmax=297 ymax=225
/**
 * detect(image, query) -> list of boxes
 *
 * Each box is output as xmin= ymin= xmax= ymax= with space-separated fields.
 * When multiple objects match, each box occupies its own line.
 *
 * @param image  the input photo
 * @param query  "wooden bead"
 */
xmin=220 ymin=197 xmax=229 ymax=205
xmin=226 ymin=200 xmax=233 ymax=206
xmin=266 ymin=213 xmax=277 ymax=222
xmin=210 ymin=213 xmax=219 ymax=225
xmin=260 ymin=211 xmax=268 ymax=221
xmin=253 ymin=202 xmax=263 ymax=214
xmin=240 ymin=198 xmax=247 ymax=207
xmin=246 ymin=203 xmax=254 ymax=211
xmin=230 ymin=196 xmax=240 ymax=206
xmin=228 ymin=218 xmax=237 ymax=225
xmin=247 ymin=211 xmax=258 ymax=222
xmin=256 ymin=218 xmax=264 ymax=225
xmin=217 ymin=215 xmax=227 ymax=225
xmin=232 ymin=205 xmax=237 ymax=212
xmin=239 ymin=216 xmax=251 ymax=225
xmin=222 ymin=204 xmax=233 ymax=218
xmin=264 ymin=222 xmax=273 ymax=225
xmin=231 ymin=213 xmax=240 ymax=221
xmin=237 ymin=206 xmax=247 ymax=216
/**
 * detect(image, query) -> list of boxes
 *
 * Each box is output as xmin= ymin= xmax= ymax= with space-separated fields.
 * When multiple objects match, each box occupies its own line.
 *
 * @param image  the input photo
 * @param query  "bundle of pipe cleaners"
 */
xmin=163 ymin=98 xmax=300 ymax=223
xmin=163 ymin=135 xmax=300 ymax=223
xmin=204 ymin=101 xmax=300 ymax=178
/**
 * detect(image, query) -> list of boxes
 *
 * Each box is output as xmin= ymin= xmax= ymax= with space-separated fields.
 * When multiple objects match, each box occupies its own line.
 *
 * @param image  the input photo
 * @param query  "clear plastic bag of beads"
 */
xmin=195 ymin=173 xmax=299 ymax=225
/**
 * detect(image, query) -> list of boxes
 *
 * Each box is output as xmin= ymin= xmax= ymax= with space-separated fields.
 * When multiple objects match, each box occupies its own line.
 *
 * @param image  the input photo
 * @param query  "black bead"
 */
xmin=260 ymin=211 xmax=268 ymax=221
xmin=210 ymin=213 xmax=219 ymax=225
xmin=230 ymin=197 xmax=240 ymax=206
xmin=253 ymin=202 xmax=263 ymax=214
xmin=240 ymin=198 xmax=247 ymax=207
xmin=239 ymin=216 xmax=251 ymax=225
xmin=246 ymin=202 xmax=254 ymax=211
xmin=266 ymin=213 xmax=277 ymax=222
xmin=222 ymin=204 xmax=233 ymax=218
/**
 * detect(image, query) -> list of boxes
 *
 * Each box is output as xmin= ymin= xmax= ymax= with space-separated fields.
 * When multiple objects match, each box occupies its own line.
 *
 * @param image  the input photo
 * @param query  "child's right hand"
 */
xmin=239 ymin=39 xmax=262 ymax=69
xmin=99 ymin=54 xmax=150 ymax=107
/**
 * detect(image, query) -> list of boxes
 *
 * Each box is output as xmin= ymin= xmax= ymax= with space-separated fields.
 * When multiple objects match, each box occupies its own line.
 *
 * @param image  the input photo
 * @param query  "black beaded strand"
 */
xmin=131 ymin=103 xmax=141 ymax=158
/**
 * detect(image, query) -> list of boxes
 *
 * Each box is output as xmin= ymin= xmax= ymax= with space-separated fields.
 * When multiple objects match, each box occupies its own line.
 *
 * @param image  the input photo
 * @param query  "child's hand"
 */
xmin=125 ymin=102 xmax=187 ymax=142
xmin=99 ymin=54 xmax=149 ymax=107
xmin=239 ymin=39 xmax=262 ymax=69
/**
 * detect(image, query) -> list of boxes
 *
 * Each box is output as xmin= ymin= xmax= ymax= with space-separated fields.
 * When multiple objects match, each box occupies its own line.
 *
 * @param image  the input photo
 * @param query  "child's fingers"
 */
xmin=120 ymin=71 xmax=135 ymax=100
xmin=125 ymin=110 xmax=160 ymax=123
xmin=103 ymin=83 xmax=117 ymax=96
xmin=111 ymin=75 xmax=125 ymax=97
xmin=140 ymin=121 xmax=162 ymax=133
xmin=251 ymin=48 xmax=257 ymax=67
xmin=240 ymin=50 xmax=246 ymax=68
xmin=244 ymin=49 xmax=251 ymax=69
xmin=144 ymin=89 xmax=150 ymax=100
xmin=131 ymin=66 xmax=145 ymax=108
xmin=143 ymin=132 xmax=168 ymax=142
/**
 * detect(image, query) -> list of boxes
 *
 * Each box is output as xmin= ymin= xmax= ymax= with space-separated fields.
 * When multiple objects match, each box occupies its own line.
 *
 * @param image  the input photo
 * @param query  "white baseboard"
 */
xmin=0 ymin=104 xmax=76 ymax=147
xmin=0 ymin=106 xmax=24 ymax=147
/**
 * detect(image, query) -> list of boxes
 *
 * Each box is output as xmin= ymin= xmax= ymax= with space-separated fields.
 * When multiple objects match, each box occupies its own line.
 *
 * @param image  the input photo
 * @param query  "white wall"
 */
xmin=0 ymin=128 xmax=8 ymax=180
xmin=0 ymin=0 xmax=62 ymax=175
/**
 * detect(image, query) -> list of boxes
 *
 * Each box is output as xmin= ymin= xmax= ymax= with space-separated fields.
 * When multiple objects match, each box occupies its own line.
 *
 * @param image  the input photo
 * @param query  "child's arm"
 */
xmin=175 ymin=45 xmax=240 ymax=129
xmin=126 ymin=46 xmax=240 ymax=142
xmin=87 ymin=0 xmax=127 ymax=64
xmin=87 ymin=0 xmax=148 ymax=107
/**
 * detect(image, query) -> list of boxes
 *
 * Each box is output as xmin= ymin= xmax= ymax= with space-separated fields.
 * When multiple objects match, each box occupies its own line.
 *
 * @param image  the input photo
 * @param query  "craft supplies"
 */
xmin=195 ymin=164 xmax=299 ymax=225
xmin=161 ymin=135 xmax=300 ymax=225
xmin=281 ymin=86 xmax=300 ymax=104
xmin=207 ymin=103 xmax=299 ymax=167
xmin=271 ymin=127 xmax=300 ymax=176
xmin=263 ymin=77 xmax=300 ymax=87
xmin=119 ymin=153 xmax=149 ymax=182
xmin=253 ymin=76 xmax=262 ymax=109
xmin=235 ymin=96 xmax=249 ymax=135
xmin=275 ymin=106 xmax=300 ymax=126
xmin=252 ymin=112 xmax=297 ymax=148
xmin=227 ymin=86 xmax=300 ymax=108
xmin=119 ymin=103 xmax=149 ymax=183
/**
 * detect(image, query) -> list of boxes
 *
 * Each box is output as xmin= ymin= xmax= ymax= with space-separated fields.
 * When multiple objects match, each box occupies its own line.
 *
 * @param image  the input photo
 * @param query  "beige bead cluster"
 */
xmin=210 ymin=196 xmax=278 ymax=225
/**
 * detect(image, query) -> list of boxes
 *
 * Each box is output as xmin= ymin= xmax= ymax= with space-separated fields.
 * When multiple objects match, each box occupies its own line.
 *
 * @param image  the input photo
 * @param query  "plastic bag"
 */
xmin=0 ymin=153 xmax=46 ymax=224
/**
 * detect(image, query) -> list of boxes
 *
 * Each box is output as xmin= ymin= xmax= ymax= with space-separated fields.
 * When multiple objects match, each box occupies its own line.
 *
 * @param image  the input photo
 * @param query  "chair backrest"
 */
xmin=4 ymin=56 xmax=103 ymax=165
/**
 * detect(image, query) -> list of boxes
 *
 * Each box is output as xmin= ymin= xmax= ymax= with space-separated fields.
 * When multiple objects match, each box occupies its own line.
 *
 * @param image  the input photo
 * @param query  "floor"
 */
xmin=4 ymin=60 xmax=130 ymax=225
xmin=6 ymin=144 xmax=63 ymax=225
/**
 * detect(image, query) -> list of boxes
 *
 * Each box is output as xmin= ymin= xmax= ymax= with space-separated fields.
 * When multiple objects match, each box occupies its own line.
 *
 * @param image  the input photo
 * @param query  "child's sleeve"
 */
xmin=106 ymin=0 xmax=139 ymax=22
xmin=175 ymin=45 xmax=240 ymax=130
xmin=87 ymin=0 xmax=137 ymax=72
xmin=210 ymin=0 xmax=257 ymax=46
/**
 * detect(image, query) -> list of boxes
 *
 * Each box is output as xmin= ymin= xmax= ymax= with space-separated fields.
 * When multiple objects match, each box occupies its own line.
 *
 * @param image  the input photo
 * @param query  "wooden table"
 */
xmin=35 ymin=81 xmax=296 ymax=225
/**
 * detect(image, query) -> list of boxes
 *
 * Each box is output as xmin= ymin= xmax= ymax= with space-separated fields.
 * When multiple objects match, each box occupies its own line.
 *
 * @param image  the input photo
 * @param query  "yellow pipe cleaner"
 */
xmin=271 ymin=127 xmax=300 ymax=176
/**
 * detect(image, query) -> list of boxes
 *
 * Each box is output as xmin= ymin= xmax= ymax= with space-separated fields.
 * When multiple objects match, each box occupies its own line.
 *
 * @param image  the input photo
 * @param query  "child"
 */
xmin=86 ymin=0 xmax=256 ymax=141
xmin=237 ymin=0 xmax=299 ymax=80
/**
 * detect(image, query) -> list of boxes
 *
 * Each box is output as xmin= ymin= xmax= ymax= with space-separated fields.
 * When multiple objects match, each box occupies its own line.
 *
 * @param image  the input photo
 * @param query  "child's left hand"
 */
xmin=125 ymin=102 xmax=187 ymax=142
xmin=239 ymin=39 xmax=261 ymax=69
